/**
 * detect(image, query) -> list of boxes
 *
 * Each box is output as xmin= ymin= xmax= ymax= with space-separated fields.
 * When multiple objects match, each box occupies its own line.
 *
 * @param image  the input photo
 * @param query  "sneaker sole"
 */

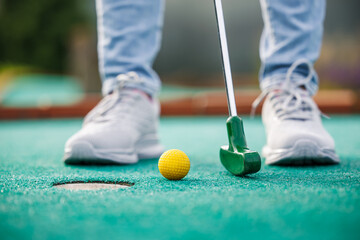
xmin=64 ymin=141 xmax=138 ymax=165
xmin=63 ymin=134 xmax=164 ymax=165
xmin=263 ymin=139 xmax=340 ymax=166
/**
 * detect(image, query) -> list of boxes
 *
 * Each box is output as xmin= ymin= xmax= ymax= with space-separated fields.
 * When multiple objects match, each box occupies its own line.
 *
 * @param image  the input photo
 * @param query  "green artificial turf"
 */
xmin=1 ymin=75 xmax=84 ymax=107
xmin=0 ymin=116 xmax=359 ymax=240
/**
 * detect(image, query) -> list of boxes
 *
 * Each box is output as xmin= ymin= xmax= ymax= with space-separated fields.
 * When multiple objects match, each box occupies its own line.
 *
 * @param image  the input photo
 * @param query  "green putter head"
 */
xmin=220 ymin=116 xmax=261 ymax=176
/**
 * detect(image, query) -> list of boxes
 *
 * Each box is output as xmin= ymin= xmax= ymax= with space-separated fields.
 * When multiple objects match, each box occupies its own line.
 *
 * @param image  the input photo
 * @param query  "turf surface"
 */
xmin=1 ymin=75 xmax=83 ymax=107
xmin=0 ymin=116 xmax=360 ymax=240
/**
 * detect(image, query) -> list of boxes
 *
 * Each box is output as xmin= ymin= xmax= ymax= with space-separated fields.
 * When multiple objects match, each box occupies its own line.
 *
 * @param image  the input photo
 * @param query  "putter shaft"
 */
xmin=214 ymin=0 xmax=237 ymax=117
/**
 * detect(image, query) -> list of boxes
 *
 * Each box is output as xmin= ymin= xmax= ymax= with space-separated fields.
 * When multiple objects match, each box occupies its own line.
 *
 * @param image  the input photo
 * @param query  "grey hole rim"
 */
xmin=53 ymin=180 xmax=134 ymax=190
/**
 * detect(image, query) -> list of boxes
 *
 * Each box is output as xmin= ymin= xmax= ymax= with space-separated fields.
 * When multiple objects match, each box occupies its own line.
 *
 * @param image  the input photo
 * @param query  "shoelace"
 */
xmin=83 ymin=72 xmax=143 ymax=125
xmin=251 ymin=59 xmax=323 ymax=120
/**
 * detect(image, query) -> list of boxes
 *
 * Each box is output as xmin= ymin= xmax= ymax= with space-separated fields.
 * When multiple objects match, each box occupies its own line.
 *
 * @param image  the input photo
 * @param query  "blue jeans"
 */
xmin=96 ymin=0 xmax=325 ymax=96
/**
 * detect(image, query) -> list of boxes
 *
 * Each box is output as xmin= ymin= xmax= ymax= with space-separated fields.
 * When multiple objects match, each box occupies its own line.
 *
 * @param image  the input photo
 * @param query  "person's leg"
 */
xmin=63 ymin=0 xmax=165 ymax=164
xmin=259 ymin=0 xmax=324 ymax=94
xmin=97 ymin=0 xmax=165 ymax=96
xmin=256 ymin=0 xmax=339 ymax=165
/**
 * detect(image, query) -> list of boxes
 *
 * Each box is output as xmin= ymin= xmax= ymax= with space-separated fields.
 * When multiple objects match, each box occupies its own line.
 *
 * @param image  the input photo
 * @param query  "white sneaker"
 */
xmin=252 ymin=59 xmax=340 ymax=165
xmin=63 ymin=72 xmax=164 ymax=165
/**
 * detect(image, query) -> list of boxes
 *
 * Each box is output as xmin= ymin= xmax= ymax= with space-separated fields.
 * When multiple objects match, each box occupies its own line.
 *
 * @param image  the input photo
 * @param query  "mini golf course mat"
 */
xmin=0 ymin=116 xmax=360 ymax=240
xmin=1 ymin=74 xmax=84 ymax=107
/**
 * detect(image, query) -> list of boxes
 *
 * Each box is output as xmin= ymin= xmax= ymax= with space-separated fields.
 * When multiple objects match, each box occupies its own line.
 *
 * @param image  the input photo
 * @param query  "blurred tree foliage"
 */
xmin=0 ymin=0 xmax=87 ymax=72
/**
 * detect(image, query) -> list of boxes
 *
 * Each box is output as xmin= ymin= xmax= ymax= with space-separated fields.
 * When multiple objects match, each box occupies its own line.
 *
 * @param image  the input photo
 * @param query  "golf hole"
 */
xmin=53 ymin=181 xmax=134 ymax=190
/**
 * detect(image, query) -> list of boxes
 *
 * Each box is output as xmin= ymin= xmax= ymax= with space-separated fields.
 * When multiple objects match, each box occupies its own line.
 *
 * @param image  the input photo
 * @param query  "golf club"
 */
xmin=214 ymin=0 xmax=261 ymax=176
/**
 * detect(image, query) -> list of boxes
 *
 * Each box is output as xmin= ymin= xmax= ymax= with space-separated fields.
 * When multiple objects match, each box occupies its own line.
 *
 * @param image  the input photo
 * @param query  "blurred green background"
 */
xmin=0 ymin=0 xmax=359 ymax=93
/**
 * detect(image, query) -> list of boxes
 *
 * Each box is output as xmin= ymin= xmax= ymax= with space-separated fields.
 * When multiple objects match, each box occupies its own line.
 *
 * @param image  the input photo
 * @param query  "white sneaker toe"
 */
xmin=64 ymin=129 xmax=138 ymax=165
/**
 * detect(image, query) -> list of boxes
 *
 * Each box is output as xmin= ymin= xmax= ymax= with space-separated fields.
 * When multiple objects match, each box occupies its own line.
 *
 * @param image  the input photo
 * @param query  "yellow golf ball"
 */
xmin=158 ymin=149 xmax=190 ymax=180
